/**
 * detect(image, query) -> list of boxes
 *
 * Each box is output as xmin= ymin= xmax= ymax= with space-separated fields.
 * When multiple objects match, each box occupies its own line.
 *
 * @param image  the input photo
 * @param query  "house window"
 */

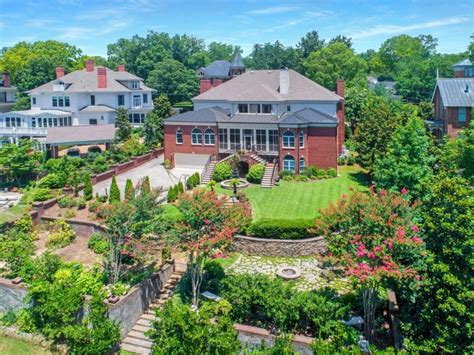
xmin=59 ymin=117 xmax=63 ymax=126
xmin=238 ymin=104 xmax=248 ymax=113
xmin=128 ymin=114 xmax=133 ymax=122
xmin=52 ymin=96 xmax=58 ymax=107
xmin=133 ymin=95 xmax=141 ymax=108
xmin=117 ymin=95 xmax=125 ymax=106
xmin=218 ymin=128 xmax=228 ymax=150
xmin=140 ymin=113 xmax=145 ymax=123
xmin=89 ymin=119 xmax=98 ymax=125
xmin=299 ymin=130 xmax=304 ymax=148
xmin=283 ymin=155 xmax=295 ymax=173
xmin=204 ymin=128 xmax=215 ymax=145
xmin=52 ymin=96 xmax=70 ymax=107
xmin=256 ymin=129 xmax=266 ymax=151
xmin=176 ymin=129 xmax=183 ymax=144
xmin=287 ymin=105 xmax=291 ymax=112
xmin=299 ymin=157 xmax=305 ymax=171
xmin=458 ymin=107 xmax=467 ymax=123
xmin=262 ymin=104 xmax=272 ymax=114
xmin=58 ymin=96 xmax=64 ymax=107
xmin=48 ymin=117 xmax=53 ymax=127
xmin=0 ymin=92 xmax=6 ymax=103
xmin=65 ymin=96 xmax=70 ymax=107
xmin=143 ymin=94 xmax=148 ymax=104
xmin=283 ymin=131 xmax=295 ymax=148
xmin=53 ymin=118 xmax=58 ymax=126
xmin=133 ymin=113 xmax=140 ymax=123
xmin=249 ymin=104 xmax=260 ymax=113
xmin=268 ymin=130 xmax=279 ymax=151
xmin=230 ymin=128 xmax=241 ymax=150
xmin=31 ymin=117 xmax=36 ymax=128
xmin=131 ymin=81 xmax=139 ymax=89
xmin=191 ymin=128 xmax=202 ymax=144
xmin=32 ymin=97 xmax=37 ymax=105
xmin=68 ymin=117 xmax=72 ymax=126
xmin=90 ymin=95 xmax=95 ymax=105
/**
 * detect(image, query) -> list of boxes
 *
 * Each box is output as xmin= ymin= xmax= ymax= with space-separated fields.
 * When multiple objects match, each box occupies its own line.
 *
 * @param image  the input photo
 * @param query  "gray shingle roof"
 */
xmin=79 ymin=105 xmax=116 ymax=113
xmin=164 ymin=107 xmax=229 ymax=123
xmin=46 ymin=124 xmax=115 ymax=145
xmin=453 ymin=59 xmax=472 ymax=67
xmin=193 ymin=69 xmax=341 ymax=102
xmin=219 ymin=113 xmax=281 ymax=124
xmin=200 ymin=61 xmax=231 ymax=78
xmin=280 ymin=108 xmax=338 ymax=126
xmin=435 ymin=78 xmax=474 ymax=107
xmin=28 ymin=67 xmax=153 ymax=94
xmin=230 ymin=53 xmax=245 ymax=68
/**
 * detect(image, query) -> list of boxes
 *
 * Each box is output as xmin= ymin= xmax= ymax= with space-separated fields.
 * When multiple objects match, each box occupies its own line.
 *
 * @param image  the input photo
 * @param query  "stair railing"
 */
xmin=201 ymin=154 xmax=215 ymax=180
xmin=269 ymin=158 xmax=279 ymax=186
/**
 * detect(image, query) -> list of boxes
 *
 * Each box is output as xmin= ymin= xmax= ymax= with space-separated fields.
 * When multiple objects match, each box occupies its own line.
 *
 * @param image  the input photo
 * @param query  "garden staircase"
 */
xmin=250 ymin=153 xmax=266 ymax=165
xmin=261 ymin=163 xmax=276 ymax=188
xmin=201 ymin=160 xmax=217 ymax=184
xmin=120 ymin=265 xmax=186 ymax=355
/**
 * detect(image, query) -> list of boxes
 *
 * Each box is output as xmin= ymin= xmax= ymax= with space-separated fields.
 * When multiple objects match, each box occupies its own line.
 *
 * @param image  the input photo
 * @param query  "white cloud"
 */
xmin=57 ymin=20 xmax=129 ymax=40
xmin=248 ymin=5 xmax=299 ymax=15
xmin=351 ymin=16 xmax=471 ymax=39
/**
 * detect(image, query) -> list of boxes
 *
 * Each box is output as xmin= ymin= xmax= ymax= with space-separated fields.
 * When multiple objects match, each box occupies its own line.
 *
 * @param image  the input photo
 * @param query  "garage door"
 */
xmin=174 ymin=153 xmax=210 ymax=169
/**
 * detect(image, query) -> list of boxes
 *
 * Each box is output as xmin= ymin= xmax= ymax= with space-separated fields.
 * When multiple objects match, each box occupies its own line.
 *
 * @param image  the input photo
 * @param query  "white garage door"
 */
xmin=174 ymin=153 xmax=210 ymax=169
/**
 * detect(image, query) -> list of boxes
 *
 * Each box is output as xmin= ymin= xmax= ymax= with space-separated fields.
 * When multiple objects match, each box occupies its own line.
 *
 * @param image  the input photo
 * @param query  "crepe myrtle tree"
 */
xmin=171 ymin=190 xmax=251 ymax=308
xmin=316 ymin=188 xmax=426 ymax=342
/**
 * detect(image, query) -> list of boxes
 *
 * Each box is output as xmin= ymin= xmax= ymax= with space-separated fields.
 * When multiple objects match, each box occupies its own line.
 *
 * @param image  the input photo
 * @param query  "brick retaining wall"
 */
xmin=231 ymin=235 xmax=327 ymax=257
xmin=0 ymin=278 xmax=28 ymax=313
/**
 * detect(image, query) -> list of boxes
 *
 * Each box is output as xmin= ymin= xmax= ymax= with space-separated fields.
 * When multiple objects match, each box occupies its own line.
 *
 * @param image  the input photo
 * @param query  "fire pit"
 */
xmin=277 ymin=266 xmax=302 ymax=280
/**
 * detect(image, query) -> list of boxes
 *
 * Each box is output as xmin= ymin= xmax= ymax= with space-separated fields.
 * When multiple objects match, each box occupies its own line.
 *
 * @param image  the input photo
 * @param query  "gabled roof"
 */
xmin=79 ymin=105 xmax=116 ymax=113
xmin=28 ymin=67 xmax=153 ymax=94
xmin=433 ymin=78 xmax=474 ymax=107
xmin=280 ymin=108 xmax=338 ymax=126
xmin=0 ymin=108 xmax=71 ymax=117
xmin=230 ymin=53 xmax=245 ymax=68
xmin=452 ymin=59 xmax=472 ymax=67
xmin=46 ymin=124 xmax=115 ymax=145
xmin=199 ymin=60 xmax=232 ymax=78
xmin=164 ymin=107 xmax=229 ymax=123
xmin=193 ymin=70 xmax=342 ymax=102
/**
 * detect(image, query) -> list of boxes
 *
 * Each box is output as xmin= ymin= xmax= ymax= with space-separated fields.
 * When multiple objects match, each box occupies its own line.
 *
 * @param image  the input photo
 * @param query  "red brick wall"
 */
xmin=445 ymin=107 xmax=471 ymax=138
xmin=164 ymin=125 xmax=219 ymax=164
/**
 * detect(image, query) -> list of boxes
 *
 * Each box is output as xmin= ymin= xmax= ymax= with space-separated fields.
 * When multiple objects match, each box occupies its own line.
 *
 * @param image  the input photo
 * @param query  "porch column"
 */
xmin=227 ymin=128 xmax=230 ymax=150
xmin=252 ymin=129 xmax=256 ymax=151
xmin=240 ymin=128 xmax=243 ymax=150
xmin=265 ymin=130 xmax=269 ymax=152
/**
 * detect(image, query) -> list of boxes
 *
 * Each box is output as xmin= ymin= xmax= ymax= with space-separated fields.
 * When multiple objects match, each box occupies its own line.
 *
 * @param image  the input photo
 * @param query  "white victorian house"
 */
xmin=0 ymin=59 xmax=154 ymax=145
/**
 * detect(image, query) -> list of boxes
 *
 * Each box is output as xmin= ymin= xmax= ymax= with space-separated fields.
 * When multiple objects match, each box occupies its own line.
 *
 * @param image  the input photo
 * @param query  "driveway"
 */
xmin=93 ymin=155 xmax=202 ymax=197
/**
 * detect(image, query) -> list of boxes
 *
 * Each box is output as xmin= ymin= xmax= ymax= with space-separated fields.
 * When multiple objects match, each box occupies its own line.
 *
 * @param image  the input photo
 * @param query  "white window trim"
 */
xmin=176 ymin=129 xmax=183 ymax=144
xmin=282 ymin=131 xmax=295 ymax=149
xmin=283 ymin=156 xmax=295 ymax=172
xmin=204 ymin=128 xmax=215 ymax=146
xmin=299 ymin=130 xmax=305 ymax=148
xmin=191 ymin=128 xmax=203 ymax=145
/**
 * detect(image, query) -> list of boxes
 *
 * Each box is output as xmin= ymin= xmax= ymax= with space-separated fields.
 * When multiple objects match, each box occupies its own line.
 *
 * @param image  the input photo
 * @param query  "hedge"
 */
xmin=246 ymin=163 xmax=265 ymax=183
xmin=247 ymin=218 xmax=317 ymax=239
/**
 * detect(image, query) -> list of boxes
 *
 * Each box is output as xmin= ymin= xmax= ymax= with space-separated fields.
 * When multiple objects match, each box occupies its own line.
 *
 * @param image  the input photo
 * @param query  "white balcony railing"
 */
xmin=0 ymin=127 xmax=47 ymax=136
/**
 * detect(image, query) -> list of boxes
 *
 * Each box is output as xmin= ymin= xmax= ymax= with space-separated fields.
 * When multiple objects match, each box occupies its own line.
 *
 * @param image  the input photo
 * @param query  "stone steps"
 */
xmin=201 ymin=161 xmax=217 ymax=184
xmin=261 ymin=164 xmax=276 ymax=188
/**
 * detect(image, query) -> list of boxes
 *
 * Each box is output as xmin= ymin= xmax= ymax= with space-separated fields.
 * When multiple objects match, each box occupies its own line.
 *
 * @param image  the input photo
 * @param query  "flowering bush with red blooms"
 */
xmin=316 ymin=187 xmax=425 ymax=342
xmin=172 ymin=190 xmax=251 ymax=307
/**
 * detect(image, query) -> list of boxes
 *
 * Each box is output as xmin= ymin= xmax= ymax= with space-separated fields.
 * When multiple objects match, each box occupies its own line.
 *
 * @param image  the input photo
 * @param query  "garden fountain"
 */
xmin=277 ymin=266 xmax=302 ymax=280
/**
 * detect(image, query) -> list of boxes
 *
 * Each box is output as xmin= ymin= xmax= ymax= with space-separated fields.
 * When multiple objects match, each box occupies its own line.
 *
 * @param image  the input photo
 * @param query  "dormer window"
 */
xmin=262 ymin=104 xmax=272 ymax=114
xmin=131 ymin=81 xmax=139 ymax=89
xmin=238 ymin=104 xmax=248 ymax=113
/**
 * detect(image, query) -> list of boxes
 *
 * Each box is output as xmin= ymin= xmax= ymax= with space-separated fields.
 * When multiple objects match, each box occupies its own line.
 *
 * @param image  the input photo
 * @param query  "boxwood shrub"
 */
xmin=213 ymin=162 xmax=233 ymax=182
xmin=246 ymin=163 xmax=265 ymax=183
xmin=247 ymin=218 xmax=317 ymax=239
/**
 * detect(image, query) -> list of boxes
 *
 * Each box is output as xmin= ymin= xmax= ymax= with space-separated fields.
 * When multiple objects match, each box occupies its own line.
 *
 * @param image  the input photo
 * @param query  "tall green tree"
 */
xmin=124 ymin=179 xmax=135 ymax=201
xmin=246 ymin=41 xmax=301 ymax=70
xmin=146 ymin=59 xmax=198 ymax=103
xmin=207 ymin=42 xmax=241 ymax=62
xmin=108 ymin=176 xmax=121 ymax=204
xmin=83 ymin=173 xmax=93 ymax=201
xmin=143 ymin=94 xmax=174 ymax=148
xmin=114 ymin=108 xmax=131 ymax=142
xmin=373 ymin=116 xmax=434 ymax=198
xmin=297 ymin=31 xmax=325 ymax=58
xmin=0 ymin=139 xmax=42 ymax=186
xmin=328 ymin=35 xmax=353 ymax=48
xmin=304 ymin=42 xmax=367 ymax=90
xmin=345 ymin=86 xmax=371 ymax=132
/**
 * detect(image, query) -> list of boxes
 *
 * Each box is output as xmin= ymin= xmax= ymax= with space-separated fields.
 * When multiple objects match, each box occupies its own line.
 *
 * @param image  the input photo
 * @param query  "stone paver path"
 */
xmin=226 ymin=255 xmax=351 ymax=293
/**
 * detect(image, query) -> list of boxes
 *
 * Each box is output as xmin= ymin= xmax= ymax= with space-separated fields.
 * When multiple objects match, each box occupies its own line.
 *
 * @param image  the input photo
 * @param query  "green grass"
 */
xmin=212 ymin=253 xmax=240 ymax=269
xmin=0 ymin=336 xmax=51 ymax=355
xmin=0 ymin=204 xmax=29 ymax=226
xmin=216 ymin=165 xmax=369 ymax=221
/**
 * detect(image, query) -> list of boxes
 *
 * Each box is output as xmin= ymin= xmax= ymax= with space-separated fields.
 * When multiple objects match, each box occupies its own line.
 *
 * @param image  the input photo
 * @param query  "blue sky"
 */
xmin=0 ymin=0 xmax=472 ymax=56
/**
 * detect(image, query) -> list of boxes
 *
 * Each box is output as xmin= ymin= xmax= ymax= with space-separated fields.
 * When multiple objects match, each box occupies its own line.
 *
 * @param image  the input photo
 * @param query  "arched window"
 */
xmin=283 ymin=155 xmax=295 ymax=172
xmin=204 ymin=128 xmax=215 ymax=145
xmin=191 ymin=128 xmax=202 ymax=145
xmin=299 ymin=157 xmax=305 ymax=171
xmin=282 ymin=131 xmax=295 ymax=148
xmin=176 ymin=129 xmax=183 ymax=144
xmin=299 ymin=130 xmax=304 ymax=148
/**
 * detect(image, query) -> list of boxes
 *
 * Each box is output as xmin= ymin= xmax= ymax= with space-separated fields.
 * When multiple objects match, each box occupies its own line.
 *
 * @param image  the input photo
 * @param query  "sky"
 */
xmin=0 ymin=0 xmax=472 ymax=56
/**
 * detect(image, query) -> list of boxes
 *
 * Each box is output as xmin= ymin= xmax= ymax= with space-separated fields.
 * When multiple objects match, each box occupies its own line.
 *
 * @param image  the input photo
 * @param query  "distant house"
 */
xmin=197 ymin=53 xmax=246 ymax=94
xmin=0 ymin=72 xmax=16 ymax=113
xmin=164 ymin=68 xmax=345 ymax=184
xmin=367 ymin=76 xmax=400 ymax=99
xmin=431 ymin=59 xmax=473 ymax=138
xmin=0 ymin=59 xmax=154 ymax=145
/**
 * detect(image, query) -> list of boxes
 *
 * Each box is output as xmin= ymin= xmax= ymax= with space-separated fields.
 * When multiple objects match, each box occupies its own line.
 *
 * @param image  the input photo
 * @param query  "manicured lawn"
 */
xmin=216 ymin=165 xmax=369 ymax=221
xmin=0 ymin=336 xmax=51 ymax=355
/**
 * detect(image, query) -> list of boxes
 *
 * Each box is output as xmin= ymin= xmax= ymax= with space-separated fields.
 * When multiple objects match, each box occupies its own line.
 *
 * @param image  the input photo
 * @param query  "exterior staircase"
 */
xmin=261 ymin=163 xmax=276 ymax=188
xmin=250 ymin=153 xmax=266 ymax=165
xmin=201 ymin=160 xmax=217 ymax=184
xmin=120 ymin=266 xmax=186 ymax=354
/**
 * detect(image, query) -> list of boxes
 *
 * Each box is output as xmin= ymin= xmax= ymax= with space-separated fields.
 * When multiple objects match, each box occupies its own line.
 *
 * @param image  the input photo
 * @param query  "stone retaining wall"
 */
xmin=0 ymin=278 xmax=28 ymax=313
xmin=40 ymin=216 xmax=105 ymax=237
xmin=231 ymin=235 xmax=327 ymax=257
xmin=235 ymin=324 xmax=313 ymax=354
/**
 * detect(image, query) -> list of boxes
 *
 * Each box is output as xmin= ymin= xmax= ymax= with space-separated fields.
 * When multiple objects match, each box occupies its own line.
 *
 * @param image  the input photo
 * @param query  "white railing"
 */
xmin=0 ymin=127 xmax=47 ymax=135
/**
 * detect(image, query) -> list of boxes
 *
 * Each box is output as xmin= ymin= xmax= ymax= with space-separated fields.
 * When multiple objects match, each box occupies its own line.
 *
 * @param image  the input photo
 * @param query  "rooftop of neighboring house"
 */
xmin=164 ymin=106 xmax=338 ymax=126
xmin=28 ymin=61 xmax=153 ymax=94
xmin=197 ymin=53 xmax=245 ymax=78
xmin=193 ymin=69 xmax=342 ymax=102
xmin=452 ymin=58 xmax=472 ymax=68
xmin=433 ymin=78 xmax=474 ymax=107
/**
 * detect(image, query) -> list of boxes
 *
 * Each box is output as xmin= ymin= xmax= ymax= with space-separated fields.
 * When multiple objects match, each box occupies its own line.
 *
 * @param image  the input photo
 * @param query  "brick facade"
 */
xmin=164 ymin=125 xmax=219 ymax=164
xmin=432 ymin=87 xmax=471 ymax=138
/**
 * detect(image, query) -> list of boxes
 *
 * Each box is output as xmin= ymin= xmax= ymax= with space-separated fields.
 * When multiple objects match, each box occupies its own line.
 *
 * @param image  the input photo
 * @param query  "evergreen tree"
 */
xmin=83 ymin=173 xmax=93 ymax=201
xmin=115 ymin=107 xmax=132 ymax=142
xmin=140 ymin=176 xmax=151 ymax=195
xmin=109 ymin=176 xmax=121 ymax=204
xmin=143 ymin=94 xmax=174 ymax=148
xmin=373 ymin=116 xmax=434 ymax=198
xmin=177 ymin=182 xmax=184 ymax=194
xmin=167 ymin=185 xmax=177 ymax=202
xmin=124 ymin=178 xmax=135 ymax=201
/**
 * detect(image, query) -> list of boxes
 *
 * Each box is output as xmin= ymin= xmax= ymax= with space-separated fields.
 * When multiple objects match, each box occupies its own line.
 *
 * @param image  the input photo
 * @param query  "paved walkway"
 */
xmin=93 ymin=155 xmax=201 ymax=197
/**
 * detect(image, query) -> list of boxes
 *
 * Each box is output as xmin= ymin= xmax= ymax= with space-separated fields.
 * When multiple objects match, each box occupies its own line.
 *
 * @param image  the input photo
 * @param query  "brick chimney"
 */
xmin=336 ymin=79 xmax=345 ymax=156
xmin=200 ymin=79 xmax=212 ymax=94
xmin=86 ymin=59 xmax=94 ymax=72
xmin=117 ymin=64 xmax=125 ymax=72
xmin=97 ymin=67 xmax=107 ymax=88
xmin=2 ymin=72 xmax=10 ymax=87
xmin=55 ymin=67 xmax=65 ymax=79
